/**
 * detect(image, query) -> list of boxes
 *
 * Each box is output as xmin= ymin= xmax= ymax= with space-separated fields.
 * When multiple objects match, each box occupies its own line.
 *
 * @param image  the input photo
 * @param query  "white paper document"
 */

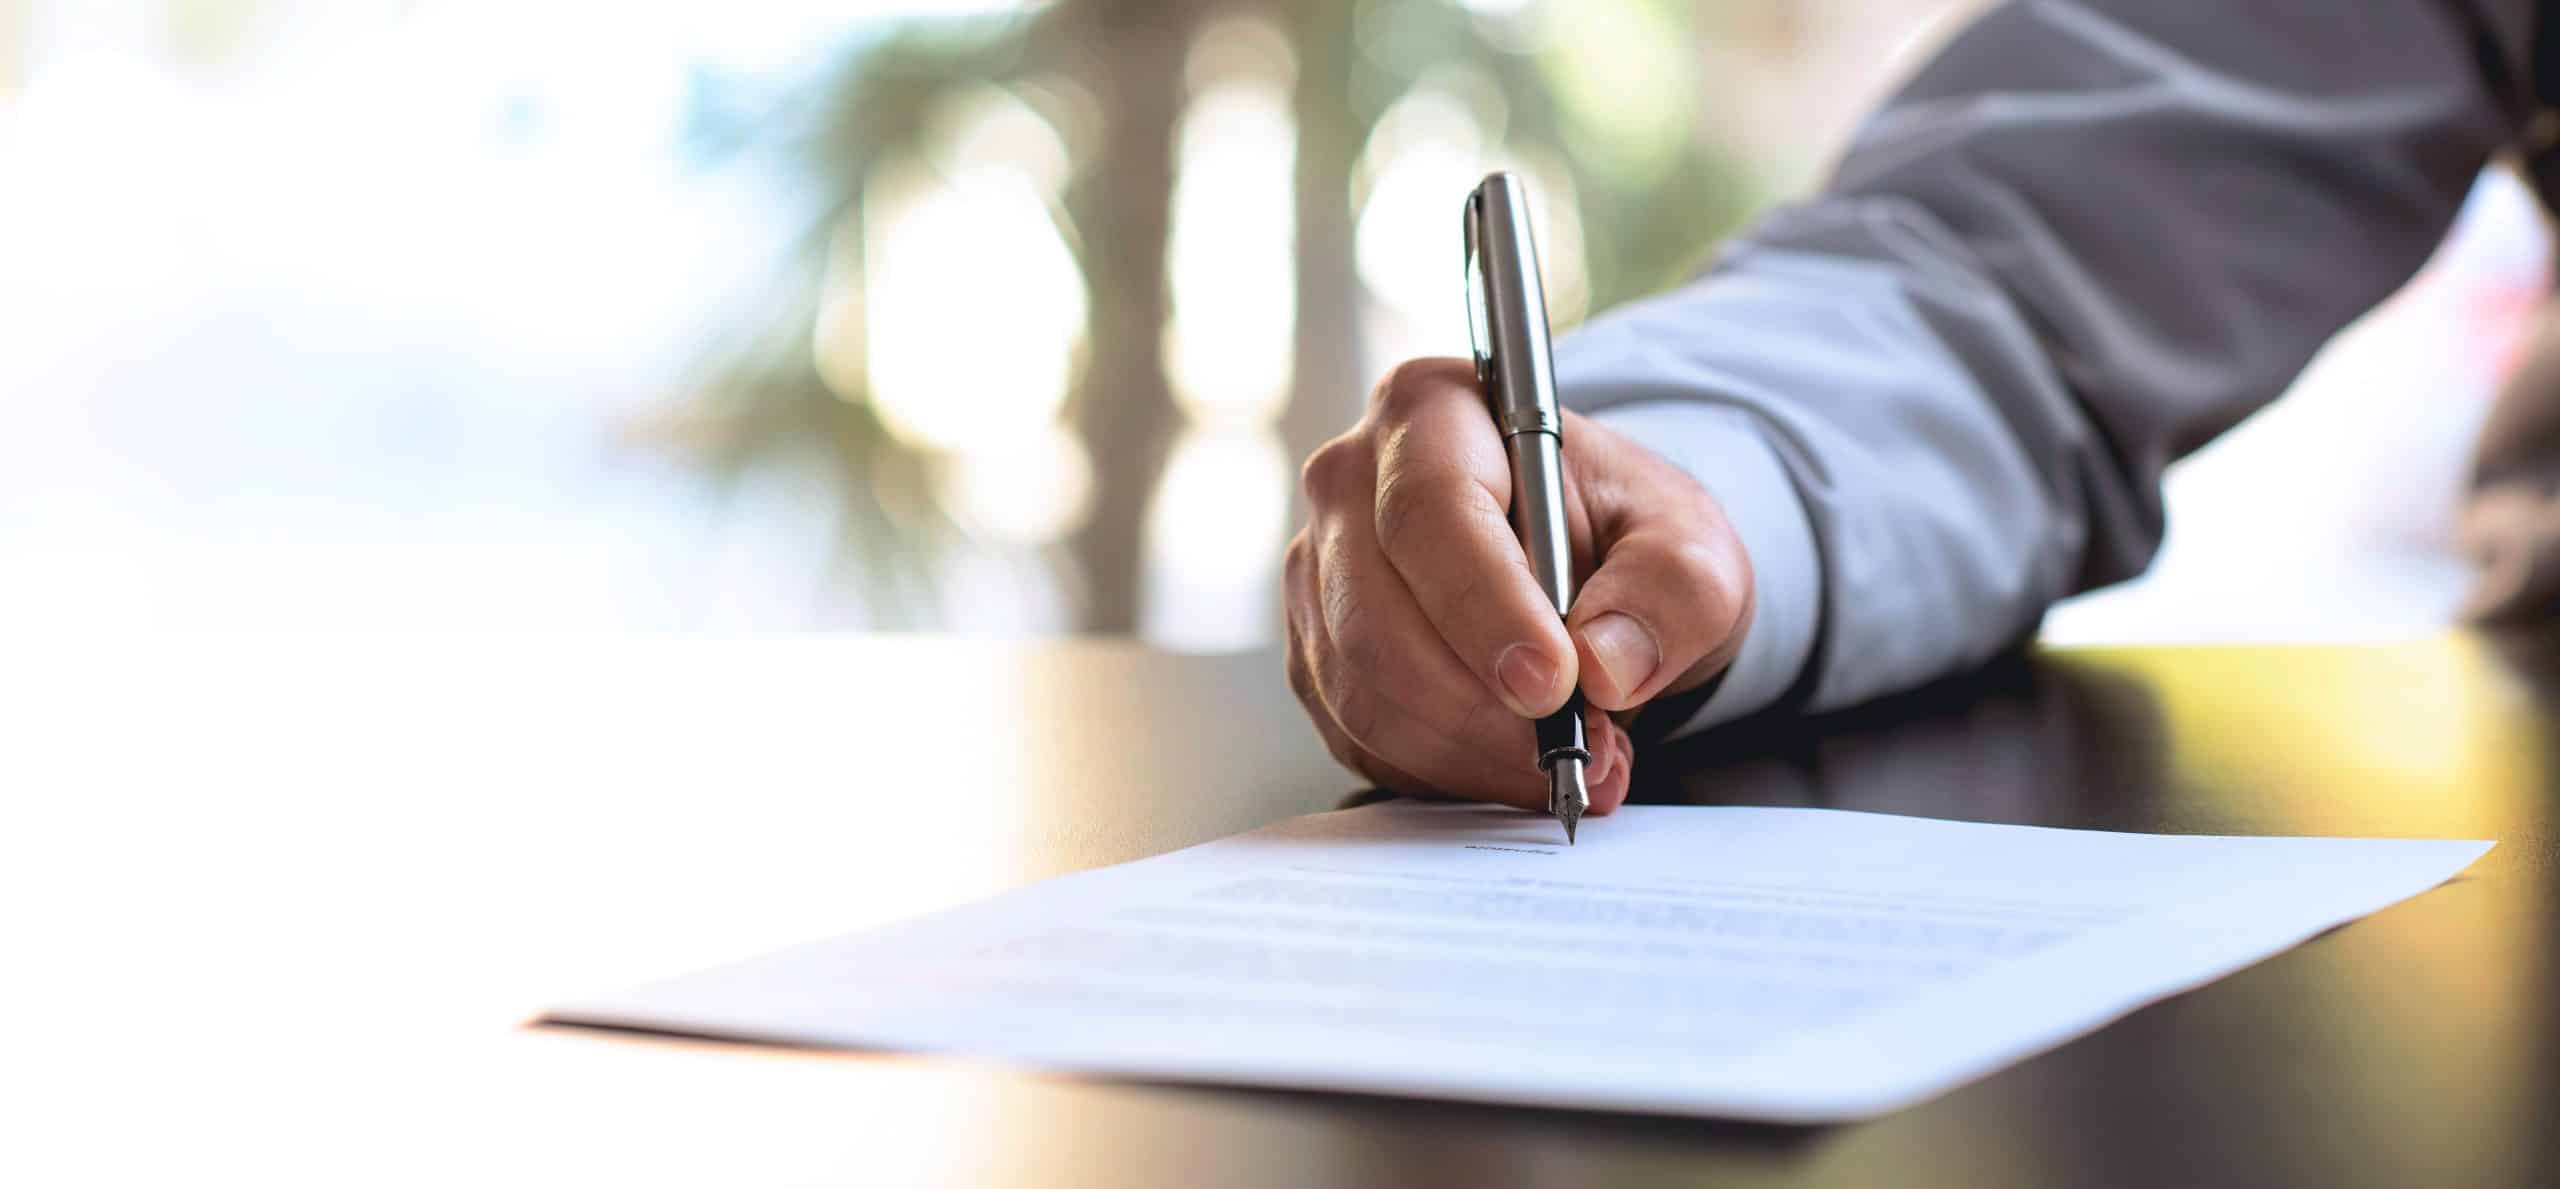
xmin=552 ymin=803 xmax=2490 ymax=1121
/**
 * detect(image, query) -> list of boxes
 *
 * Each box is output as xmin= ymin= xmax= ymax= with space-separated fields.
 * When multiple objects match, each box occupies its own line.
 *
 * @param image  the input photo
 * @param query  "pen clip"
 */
xmin=1462 ymin=187 xmax=1495 ymax=389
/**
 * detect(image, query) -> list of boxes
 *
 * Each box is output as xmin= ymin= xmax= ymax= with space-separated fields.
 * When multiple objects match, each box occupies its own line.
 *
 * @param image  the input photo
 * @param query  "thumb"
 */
xmin=1567 ymin=528 xmax=1752 ymax=713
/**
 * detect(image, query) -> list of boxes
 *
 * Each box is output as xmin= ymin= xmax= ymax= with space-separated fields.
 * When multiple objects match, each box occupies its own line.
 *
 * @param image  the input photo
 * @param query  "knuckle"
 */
xmin=1281 ymin=539 xmax=1315 ymax=634
xmin=1371 ymin=471 xmax=1456 ymax=558
xmin=1371 ymin=474 xmax=1424 ymax=556
xmin=1369 ymin=357 xmax=1461 ymax=423
xmin=1331 ymin=590 xmax=1383 ymax=678
xmin=1321 ymin=606 xmax=1387 ymax=743
xmin=1330 ymin=675 xmax=1384 ymax=746
xmin=1285 ymin=642 xmax=1317 ymax=706
xmin=1717 ymin=542 xmax=1755 ymax=635
xmin=1299 ymin=435 xmax=1368 ymax=502
xmin=1660 ymin=537 xmax=1749 ymax=633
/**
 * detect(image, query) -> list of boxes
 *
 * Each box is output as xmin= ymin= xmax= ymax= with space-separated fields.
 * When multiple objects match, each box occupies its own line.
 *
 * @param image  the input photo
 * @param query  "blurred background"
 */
xmin=1 ymin=0 xmax=2547 ymax=647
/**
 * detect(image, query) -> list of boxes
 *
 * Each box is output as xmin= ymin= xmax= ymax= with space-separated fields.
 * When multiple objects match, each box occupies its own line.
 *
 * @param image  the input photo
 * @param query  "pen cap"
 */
xmin=1462 ymin=172 xmax=1562 ymax=441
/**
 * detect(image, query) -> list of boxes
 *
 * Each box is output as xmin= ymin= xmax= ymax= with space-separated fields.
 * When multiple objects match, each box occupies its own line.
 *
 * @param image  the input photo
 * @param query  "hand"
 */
xmin=1284 ymin=357 xmax=1754 ymax=812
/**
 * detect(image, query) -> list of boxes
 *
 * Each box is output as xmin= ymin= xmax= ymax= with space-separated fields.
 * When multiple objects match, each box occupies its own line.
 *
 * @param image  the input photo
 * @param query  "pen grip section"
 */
xmin=1504 ymin=431 xmax=1574 ymax=616
xmin=1535 ymin=692 xmax=1589 ymax=769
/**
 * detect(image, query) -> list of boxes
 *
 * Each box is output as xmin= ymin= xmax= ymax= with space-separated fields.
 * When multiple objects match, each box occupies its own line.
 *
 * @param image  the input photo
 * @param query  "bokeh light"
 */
xmin=859 ymin=160 xmax=1082 ymax=453
xmin=1163 ymin=78 xmax=1297 ymax=425
xmin=933 ymin=422 xmax=1095 ymax=547
xmin=812 ymin=214 xmax=867 ymax=406
xmin=1144 ymin=14 xmax=1301 ymax=647
xmin=1143 ymin=426 xmax=1293 ymax=651
xmin=18 ymin=0 xmax=2481 ymax=653
xmin=1355 ymin=83 xmax=1486 ymax=322
xmin=926 ymin=82 xmax=1075 ymax=199
xmin=1353 ymin=78 xmax=1588 ymax=360
xmin=1535 ymin=0 xmax=1694 ymax=182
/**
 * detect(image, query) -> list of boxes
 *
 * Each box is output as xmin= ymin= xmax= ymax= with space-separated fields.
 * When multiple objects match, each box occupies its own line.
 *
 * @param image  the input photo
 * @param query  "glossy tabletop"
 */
xmin=7 ymin=633 xmax=2554 ymax=1186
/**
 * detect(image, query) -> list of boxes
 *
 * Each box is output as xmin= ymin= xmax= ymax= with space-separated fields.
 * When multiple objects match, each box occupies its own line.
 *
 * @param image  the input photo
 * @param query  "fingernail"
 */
xmin=1581 ymin=613 xmax=1659 ymax=699
xmin=1495 ymin=644 xmax=1558 ymax=715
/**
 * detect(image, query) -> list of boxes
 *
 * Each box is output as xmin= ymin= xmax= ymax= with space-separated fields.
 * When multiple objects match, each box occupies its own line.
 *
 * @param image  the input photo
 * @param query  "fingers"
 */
xmin=1589 ymin=712 xmax=1632 ymax=814
xmin=1286 ymin=535 xmax=1634 ymax=813
xmin=1561 ymin=415 xmax=1754 ymax=713
xmin=1361 ymin=359 xmax=1578 ymax=717
xmin=1295 ymin=641 xmax=1633 ymax=814
xmin=1283 ymin=460 xmax=1633 ymax=813
xmin=1285 ymin=632 xmax=1436 ymax=796
xmin=1287 ymin=359 xmax=1741 ymax=816
xmin=1309 ymin=482 xmax=1551 ymax=807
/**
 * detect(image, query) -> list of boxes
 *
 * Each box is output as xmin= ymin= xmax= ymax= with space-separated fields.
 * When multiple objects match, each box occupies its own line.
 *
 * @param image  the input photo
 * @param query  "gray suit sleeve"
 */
xmin=1558 ymin=0 xmax=2536 ymax=734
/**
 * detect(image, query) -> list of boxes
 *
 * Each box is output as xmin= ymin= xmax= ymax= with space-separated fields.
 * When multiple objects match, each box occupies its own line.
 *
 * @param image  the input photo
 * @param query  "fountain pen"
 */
xmin=1462 ymin=172 xmax=1588 ymax=844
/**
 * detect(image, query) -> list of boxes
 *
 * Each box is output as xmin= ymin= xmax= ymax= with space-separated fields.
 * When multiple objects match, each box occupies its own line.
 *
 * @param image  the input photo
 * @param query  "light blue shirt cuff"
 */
xmin=1580 ymin=401 xmax=1821 ymax=736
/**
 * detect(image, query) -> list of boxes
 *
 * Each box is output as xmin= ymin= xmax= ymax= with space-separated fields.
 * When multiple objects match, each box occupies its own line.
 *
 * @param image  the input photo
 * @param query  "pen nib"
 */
xmin=1548 ymin=757 xmax=1588 ymax=846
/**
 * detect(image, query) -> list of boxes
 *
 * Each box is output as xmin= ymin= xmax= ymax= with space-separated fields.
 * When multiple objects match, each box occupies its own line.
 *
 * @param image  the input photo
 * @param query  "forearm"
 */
xmin=1566 ymin=0 xmax=2533 ymax=733
xmin=1570 ymin=229 xmax=2077 ymax=729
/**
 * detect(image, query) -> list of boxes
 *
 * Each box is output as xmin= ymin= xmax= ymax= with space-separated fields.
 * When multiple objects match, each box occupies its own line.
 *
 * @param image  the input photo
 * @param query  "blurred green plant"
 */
xmin=668 ymin=0 xmax=1761 ymax=631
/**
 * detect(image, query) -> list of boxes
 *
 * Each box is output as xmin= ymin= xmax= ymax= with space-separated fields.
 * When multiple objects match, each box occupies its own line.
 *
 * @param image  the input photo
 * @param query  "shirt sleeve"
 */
xmin=1565 ymin=0 xmax=2536 ymax=737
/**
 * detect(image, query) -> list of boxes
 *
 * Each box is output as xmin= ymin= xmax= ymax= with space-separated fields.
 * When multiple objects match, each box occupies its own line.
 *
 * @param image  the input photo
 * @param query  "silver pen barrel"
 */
xmin=1465 ymin=172 xmax=1589 ymax=839
xmin=1466 ymin=174 xmax=1564 ymax=454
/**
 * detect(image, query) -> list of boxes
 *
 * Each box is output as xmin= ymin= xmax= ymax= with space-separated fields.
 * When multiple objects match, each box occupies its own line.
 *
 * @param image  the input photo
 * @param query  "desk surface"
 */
xmin=8 ymin=634 xmax=2555 ymax=1187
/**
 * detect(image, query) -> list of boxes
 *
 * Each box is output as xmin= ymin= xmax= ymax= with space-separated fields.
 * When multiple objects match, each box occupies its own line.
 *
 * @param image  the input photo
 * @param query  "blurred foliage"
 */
xmin=1336 ymin=0 xmax=1760 ymax=312
xmin=672 ymin=0 xmax=1763 ymax=629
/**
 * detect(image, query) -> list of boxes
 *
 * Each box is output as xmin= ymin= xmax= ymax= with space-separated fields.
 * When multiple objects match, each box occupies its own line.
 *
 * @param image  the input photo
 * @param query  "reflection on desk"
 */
xmin=5 ymin=634 xmax=2554 ymax=1187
